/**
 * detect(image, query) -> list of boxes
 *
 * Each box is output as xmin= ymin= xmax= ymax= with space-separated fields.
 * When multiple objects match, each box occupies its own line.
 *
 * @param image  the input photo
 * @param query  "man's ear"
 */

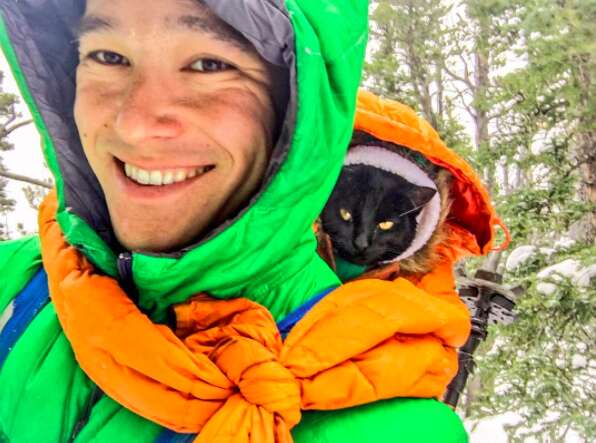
xmin=410 ymin=185 xmax=437 ymax=208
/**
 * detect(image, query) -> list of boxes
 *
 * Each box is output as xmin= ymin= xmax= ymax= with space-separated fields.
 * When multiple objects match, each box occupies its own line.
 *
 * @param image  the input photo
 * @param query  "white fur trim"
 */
xmin=345 ymin=145 xmax=441 ymax=262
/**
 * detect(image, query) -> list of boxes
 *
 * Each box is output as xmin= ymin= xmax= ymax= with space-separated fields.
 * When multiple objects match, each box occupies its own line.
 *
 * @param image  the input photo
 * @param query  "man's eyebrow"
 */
xmin=74 ymin=12 xmax=253 ymax=54
xmin=177 ymin=15 xmax=252 ymax=52
xmin=76 ymin=15 xmax=116 ymax=39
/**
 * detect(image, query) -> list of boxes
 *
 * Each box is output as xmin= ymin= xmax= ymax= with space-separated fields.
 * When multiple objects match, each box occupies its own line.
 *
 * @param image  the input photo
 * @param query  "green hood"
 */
xmin=0 ymin=0 xmax=368 ymax=322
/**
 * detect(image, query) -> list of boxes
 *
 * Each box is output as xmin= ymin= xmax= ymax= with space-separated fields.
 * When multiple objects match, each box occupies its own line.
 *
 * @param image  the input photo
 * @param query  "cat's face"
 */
xmin=321 ymin=165 xmax=436 ymax=266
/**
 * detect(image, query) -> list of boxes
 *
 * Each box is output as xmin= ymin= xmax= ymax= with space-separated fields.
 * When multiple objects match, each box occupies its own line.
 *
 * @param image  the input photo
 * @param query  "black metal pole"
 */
xmin=444 ymin=270 xmax=517 ymax=408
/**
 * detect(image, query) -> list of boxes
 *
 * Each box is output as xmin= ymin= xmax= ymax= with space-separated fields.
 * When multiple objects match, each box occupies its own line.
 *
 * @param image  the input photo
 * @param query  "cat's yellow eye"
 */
xmin=339 ymin=208 xmax=352 ymax=222
xmin=378 ymin=221 xmax=395 ymax=231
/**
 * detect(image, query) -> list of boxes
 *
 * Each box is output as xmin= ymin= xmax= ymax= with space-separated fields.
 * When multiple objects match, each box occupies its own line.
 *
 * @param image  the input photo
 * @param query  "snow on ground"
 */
xmin=554 ymin=237 xmax=576 ymax=250
xmin=465 ymin=412 xmax=522 ymax=443
xmin=465 ymin=413 xmax=584 ymax=442
xmin=536 ymin=259 xmax=581 ymax=280
xmin=505 ymin=245 xmax=537 ymax=271
xmin=538 ymin=247 xmax=556 ymax=258
xmin=536 ymin=281 xmax=557 ymax=295
xmin=571 ymin=354 xmax=588 ymax=369
xmin=504 ymin=245 xmax=558 ymax=273
xmin=535 ymin=259 xmax=595 ymax=295
xmin=572 ymin=264 xmax=596 ymax=288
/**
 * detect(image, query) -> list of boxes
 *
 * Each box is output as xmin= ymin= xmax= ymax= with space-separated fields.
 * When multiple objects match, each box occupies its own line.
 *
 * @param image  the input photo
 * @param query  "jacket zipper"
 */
xmin=117 ymin=252 xmax=139 ymax=304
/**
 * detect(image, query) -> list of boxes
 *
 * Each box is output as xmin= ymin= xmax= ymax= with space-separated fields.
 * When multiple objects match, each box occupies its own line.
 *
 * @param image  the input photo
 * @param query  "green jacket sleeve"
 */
xmin=293 ymin=398 xmax=468 ymax=443
xmin=0 ymin=236 xmax=42 ymax=315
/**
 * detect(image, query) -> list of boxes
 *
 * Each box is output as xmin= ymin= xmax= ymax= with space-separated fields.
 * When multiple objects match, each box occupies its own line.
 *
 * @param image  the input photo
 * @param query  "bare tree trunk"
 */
xmin=461 ymin=9 xmax=502 ymax=416
xmin=436 ymin=62 xmax=445 ymax=119
xmin=402 ymin=0 xmax=441 ymax=129
xmin=463 ymin=373 xmax=482 ymax=417
xmin=574 ymin=54 xmax=596 ymax=244
xmin=376 ymin=22 xmax=400 ymax=97
xmin=571 ymin=134 xmax=596 ymax=244
xmin=474 ymin=44 xmax=492 ymax=194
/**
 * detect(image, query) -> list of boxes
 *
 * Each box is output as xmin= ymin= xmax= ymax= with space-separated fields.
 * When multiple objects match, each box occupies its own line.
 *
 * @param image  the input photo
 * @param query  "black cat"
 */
xmin=321 ymin=164 xmax=437 ymax=267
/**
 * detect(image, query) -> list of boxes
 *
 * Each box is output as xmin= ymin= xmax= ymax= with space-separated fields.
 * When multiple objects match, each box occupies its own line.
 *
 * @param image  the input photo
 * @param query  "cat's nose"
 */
xmin=354 ymin=233 xmax=369 ymax=251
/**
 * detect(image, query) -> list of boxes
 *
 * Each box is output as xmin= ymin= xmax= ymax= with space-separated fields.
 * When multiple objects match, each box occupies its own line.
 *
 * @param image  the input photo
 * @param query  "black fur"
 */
xmin=321 ymin=164 xmax=436 ymax=266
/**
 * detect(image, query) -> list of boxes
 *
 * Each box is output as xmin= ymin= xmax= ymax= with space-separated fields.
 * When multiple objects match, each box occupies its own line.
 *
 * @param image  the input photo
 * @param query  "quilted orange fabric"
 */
xmin=39 ymin=190 xmax=470 ymax=443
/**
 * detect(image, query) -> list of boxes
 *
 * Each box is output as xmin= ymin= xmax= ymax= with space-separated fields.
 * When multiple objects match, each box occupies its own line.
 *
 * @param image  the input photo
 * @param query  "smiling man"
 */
xmin=0 ymin=0 xmax=469 ymax=442
xmin=75 ymin=0 xmax=277 ymax=252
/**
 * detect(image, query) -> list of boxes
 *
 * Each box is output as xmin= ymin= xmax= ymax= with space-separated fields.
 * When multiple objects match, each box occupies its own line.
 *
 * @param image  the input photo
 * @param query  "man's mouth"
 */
xmin=123 ymin=162 xmax=215 ymax=186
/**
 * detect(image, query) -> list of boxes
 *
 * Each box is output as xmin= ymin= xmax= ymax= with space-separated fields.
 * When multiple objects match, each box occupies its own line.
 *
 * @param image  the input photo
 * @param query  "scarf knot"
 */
xmin=175 ymin=295 xmax=302 ymax=427
xmin=215 ymin=337 xmax=301 ymax=424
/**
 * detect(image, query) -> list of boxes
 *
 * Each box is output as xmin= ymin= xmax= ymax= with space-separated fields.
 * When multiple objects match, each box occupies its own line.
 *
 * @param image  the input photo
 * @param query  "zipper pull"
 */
xmin=117 ymin=252 xmax=138 ymax=304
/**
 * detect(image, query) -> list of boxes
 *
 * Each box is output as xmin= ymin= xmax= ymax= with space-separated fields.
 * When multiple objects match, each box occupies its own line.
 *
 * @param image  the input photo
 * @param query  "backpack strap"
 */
xmin=276 ymin=286 xmax=337 ymax=339
xmin=0 ymin=267 xmax=50 ymax=367
xmin=154 ymin=430 xmax=196 ymax=443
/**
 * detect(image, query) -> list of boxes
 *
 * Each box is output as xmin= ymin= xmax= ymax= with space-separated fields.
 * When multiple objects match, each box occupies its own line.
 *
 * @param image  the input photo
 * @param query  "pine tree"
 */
xmin=0 ymin=69 xmax=51 ymax=239
xmin=460 ymin=0 xmax=596 ymax=439
xmin=0 ymin=71 xmax=23 ymax=239
xmin=365 ymin=0 xmax=473 ymax=155
xmin=366 ymin=1 xmax=595 ymax=439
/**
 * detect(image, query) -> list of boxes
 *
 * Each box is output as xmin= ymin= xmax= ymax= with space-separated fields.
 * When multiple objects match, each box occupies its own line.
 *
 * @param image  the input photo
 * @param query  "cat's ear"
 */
xmin=410 ymin=185 xmax=437 ymax=208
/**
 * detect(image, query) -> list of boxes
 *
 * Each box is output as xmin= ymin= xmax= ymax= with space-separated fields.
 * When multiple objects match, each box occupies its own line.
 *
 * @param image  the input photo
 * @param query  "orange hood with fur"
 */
xmin=354 ymin=90 xmax=509 ymax=264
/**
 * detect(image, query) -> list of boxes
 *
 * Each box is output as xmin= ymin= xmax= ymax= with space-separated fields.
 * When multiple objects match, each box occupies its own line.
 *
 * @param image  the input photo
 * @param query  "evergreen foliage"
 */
xmin=0 ymin=72 xmax=19 ymax=239
xmin=366 ymin=0 xmax=474 ymax=156
xmin=367 ymin=0 xmax=595 ymax=440
xmin=0 ymin=67 xmax=48 ymax=239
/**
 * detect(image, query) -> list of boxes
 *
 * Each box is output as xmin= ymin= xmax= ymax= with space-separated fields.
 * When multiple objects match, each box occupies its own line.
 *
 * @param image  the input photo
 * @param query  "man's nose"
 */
xmin=114 ymin=73 xmax=184 ymax=143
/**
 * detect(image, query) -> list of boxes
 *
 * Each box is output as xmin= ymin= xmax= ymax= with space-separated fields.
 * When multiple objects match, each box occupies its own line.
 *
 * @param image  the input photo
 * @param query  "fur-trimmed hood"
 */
xmin=352 ymin=90 xmax=508 ymax=273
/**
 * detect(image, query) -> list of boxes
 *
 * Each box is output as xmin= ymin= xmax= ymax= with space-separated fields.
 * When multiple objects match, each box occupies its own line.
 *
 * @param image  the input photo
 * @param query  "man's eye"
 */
xmin=88 ymin=50 xmax=130 ymax=66
xmin=189 ymin=58 xmax=233 ymax=73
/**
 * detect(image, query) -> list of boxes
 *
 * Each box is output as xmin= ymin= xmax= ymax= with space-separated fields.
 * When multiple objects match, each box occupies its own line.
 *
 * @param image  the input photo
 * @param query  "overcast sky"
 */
xmin=1 ymin=52 xmax=51 ymax=237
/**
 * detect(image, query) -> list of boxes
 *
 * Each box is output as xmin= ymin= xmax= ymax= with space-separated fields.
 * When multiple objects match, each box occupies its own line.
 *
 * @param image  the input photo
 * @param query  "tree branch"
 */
xmin=444 ymin=64 xmax=475 ymax=91
xmin=459 ymin=52 xmax=476 ymax=91
xmin=0 ymin=170 xmax=52 ymax=189
xmin=488 ymin=105 xmax=515 ymax=122
xmin=3 ymin=106 xmax=18 ymax=127
xmin=3 ymin=119 xmax=33 ymax=136
xmin=452 ymin=87 xmax=478 ymax=120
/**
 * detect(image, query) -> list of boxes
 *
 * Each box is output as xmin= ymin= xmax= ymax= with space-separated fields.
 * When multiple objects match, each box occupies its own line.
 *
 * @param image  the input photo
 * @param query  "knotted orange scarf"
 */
xmin=39 ymin=191 xmax=469 ymax=442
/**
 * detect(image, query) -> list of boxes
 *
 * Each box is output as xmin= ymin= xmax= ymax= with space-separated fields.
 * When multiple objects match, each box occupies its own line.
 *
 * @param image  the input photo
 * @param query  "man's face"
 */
xmin=74 ymin=0 xmax=275 ymax=252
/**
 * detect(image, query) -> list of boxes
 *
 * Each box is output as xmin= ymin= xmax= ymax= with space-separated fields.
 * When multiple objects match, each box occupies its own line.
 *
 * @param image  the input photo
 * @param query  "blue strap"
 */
xmin=0 ymin=268 xmax=50 ymax=368
xmin=154 ymin=285 xmax=337 ymax=442
xmin=276 ymin=286 xmax=337 ymax=339
xmin=154 ymin=430 xmax=196 ymax=443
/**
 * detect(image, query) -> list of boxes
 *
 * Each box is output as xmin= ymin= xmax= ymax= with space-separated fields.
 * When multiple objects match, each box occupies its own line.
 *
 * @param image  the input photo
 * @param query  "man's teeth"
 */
xmin=124 ymin=163 xmax=211 ymax=186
